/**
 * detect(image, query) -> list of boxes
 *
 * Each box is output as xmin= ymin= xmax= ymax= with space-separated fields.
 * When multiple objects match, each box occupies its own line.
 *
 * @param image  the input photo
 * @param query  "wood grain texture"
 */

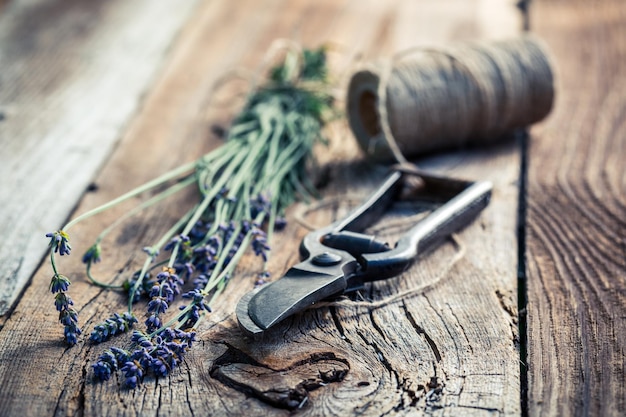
xmin=526 ymin=0 xmax=626 ymax=415
xmin=0 ymin=0 xmax=525 ymax=416
xmin=0 ymin=0 xmax=199 ymax=316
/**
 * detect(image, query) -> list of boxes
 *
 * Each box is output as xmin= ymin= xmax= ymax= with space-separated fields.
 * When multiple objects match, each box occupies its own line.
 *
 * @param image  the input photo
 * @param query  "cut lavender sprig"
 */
xmin=90 ymin=312 xmax=138 ymax=344
xmin=47 ymin=230 xmax=81 ymax=345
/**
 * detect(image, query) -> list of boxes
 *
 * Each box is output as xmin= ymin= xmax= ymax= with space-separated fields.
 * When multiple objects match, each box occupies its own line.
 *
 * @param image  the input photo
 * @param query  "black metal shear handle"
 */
xmin=358 ymin=175 xmax=492 ymax=283
xmin=306 ymin=170 xmax=492 ymax=285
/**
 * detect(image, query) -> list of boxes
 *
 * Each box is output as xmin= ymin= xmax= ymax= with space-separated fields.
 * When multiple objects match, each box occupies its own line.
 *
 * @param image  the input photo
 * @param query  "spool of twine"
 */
xmin=347 ymin=35 xmax=555 ymax=162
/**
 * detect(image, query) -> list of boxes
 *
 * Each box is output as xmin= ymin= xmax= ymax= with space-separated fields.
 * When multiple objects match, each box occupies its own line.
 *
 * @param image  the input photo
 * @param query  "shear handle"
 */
xmin=332 ymin=170 xmax=404 ymax=233
xmin=300 ymin=170 xmax=403 ymax=260
xmin=359 ymin=179 xmax=492 ymax=281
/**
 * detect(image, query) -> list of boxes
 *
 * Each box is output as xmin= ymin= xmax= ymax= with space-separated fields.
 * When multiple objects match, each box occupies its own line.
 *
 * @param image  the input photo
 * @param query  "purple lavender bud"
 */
xmin=174 ymin=261 xmax=194 ymax=279
xmin=89 ymin=312 xmax=137 ymax=344
xmin=47 ymin=230 xmax=72 ymax=256
xmin=160 ymin=283 xmax=174 ymax=302
xmin=121 ymin=361 xmax=143 ymax=389
xmin=148 ymin=284 xmax=161 ymax=298
xmin=59 ymin=308 xmax=79 ymax=326
xmin=189 ymin=220 xmax=209 ymax=240
xmin=252 ymin=229 xmax=270 ymax=261
xmin=54 ymin=292 xmax=73 ymax=311
xmin=165 ymin=234 xmax=190 ymax=252
xmin=93 ymin=347 xmax=130 ymax=381
xmin=163 ymin=236 xmax=180 ymax=252
xmin=63 ymin=320 xmax=81 ymax=346
xmin=131 ymin=347 xmax=153 ymax=369
xmin=82 ymin=243 xmax=102 ymax=264
xmin=142 ymin=246 xmax=159 ymax=258
xmin=49 ymin=274 xmax=71 ymax=293
xmin=151 ymin=358 xmax=169 ymax=377
xmin=274 ymin=217 xmax=287 ymax=231
xmin=255 ymin=271 xmax=271 ymax=287
xmin=147 ymin=297 xmax=168 ymax=314
xmin=92 ymin=364 xmax=113 ymax=381
xmin=131 ymin=330 xmax=152 ymax=346
xmin=193 ymin=274 xmax=209 ymax=290
xmin=155 ymin=267 xmax=183 ymax=297
xmin=250 ymin=193 xmax=271 ymax=218
xmin=145 ymin=314 xmax=162 ymax=333
xmin=111 ymin=347 xmax=130 ymax=363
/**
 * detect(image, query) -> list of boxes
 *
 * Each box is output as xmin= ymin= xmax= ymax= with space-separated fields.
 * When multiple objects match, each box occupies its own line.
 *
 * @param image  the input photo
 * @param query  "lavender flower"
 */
xmin=147 ymin=297 xmax=169 ymax=315
xmin=164 ymin=234 xmax=190 ymax=252
xmin=189 ymin=220 xmax=210 ymax=240
xmin=142 ymin=246 xmax=160 ymax=259
xmin=274 ymin=216 xmax=287 ymax=231
xmin=93 ymin=347 xmax=131 ymax=381
xmin=52 ymin=275 xmax=81 ymax=345
xmin=144 ymin=275 xmax=177 ymax=332
xmin=150 ymin=282 xmax=174 ymax=302
xmin=146 ymin=295 xmax=168 ymax=332
xmin=192 ymin=238 xmax=219 ymax=273
xmin=72 ymin=46 xmax=331 ymax=390
xmin=82 ymin=243 xmax=102 ymax=264
xmin=90 ymin=312 xmax=137 ymax=344
xmin=251 ymin=193 xmax=271 ymax=218
xmin=123 ymin=271 xmax=154 ymax=302
xmin=145 ymin=314 xmax=162 ymax=332
xmin=252 ymin=228 xmax=270 ymax=261
xmin=54 ymin=292 xmax=73 ymax=311
xmin=131 ymin=330 xmax=154 ymax=349
xmin=174 ymin=261 xmax=195 ymax=279
xmin=121 ymin=360 xmax=144 ymax=389
xmin=93 ymin=350 xmax=118 ymax=381
xmin=179 ymin=289 xmax=212 ymax=328
xmin=192 ymin=273 xmax=209 ymax=290
xmin=255 ymin=271 xmax=271 ymax=287
xmin=46 ymin=230 xmax=71 ymax=256
xmin=49 ymin=274 xmax=71 ymax=293
xmin=155 ymin=267 xmax=183 ymax=298
xmin=94 ymin=329 xmax=196 ymax=388
xmin=59 ymin=308 xmax=81 ymax=345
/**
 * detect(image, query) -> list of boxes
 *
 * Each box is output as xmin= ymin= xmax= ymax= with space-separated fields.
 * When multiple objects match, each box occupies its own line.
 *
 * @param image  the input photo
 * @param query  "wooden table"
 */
xmin=0 ymin=0 xmax=623 ymax=415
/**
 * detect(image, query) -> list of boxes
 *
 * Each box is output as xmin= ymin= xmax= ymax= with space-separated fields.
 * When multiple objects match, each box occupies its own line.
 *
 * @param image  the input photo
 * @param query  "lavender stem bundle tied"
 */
xmin=45 ymin=45 xmax=335 ymax=388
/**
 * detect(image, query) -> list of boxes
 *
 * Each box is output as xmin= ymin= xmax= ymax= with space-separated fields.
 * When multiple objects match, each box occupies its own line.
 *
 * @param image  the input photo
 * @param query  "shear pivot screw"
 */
xmin=312 ymin=252 xmax=342 ymax=266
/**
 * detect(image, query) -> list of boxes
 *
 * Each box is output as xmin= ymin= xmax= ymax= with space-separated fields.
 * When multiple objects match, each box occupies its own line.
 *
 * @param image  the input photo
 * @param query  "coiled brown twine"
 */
xmin=347 ymin=35 xmax=555 ymax=162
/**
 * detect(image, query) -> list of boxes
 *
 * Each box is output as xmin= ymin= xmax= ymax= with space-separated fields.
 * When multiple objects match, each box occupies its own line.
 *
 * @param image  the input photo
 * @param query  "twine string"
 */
xmin=347 ymin=35 xmax=555 ymax=161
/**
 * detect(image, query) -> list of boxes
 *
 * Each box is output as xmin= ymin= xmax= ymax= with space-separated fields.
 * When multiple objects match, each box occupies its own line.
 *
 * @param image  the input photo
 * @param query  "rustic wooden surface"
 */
xmin=0 ymin=0 xmax=200 ymax=316
xmin=526 ymin=0 xmax=626 ymax=416
xmin=0 ymin=0 xmax=622 ymax=416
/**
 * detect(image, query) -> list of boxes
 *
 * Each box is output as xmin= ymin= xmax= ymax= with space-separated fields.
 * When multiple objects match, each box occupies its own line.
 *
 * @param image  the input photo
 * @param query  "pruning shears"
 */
xmin=236 ymin=167 xmax=492 ymax=339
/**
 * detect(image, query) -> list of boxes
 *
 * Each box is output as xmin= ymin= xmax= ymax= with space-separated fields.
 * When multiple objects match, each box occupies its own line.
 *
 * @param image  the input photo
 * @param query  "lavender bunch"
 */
xmin=46 ymin=46 xmax=334 ymax=385
xmin=92 ymin=329 xmax=196 ymax=387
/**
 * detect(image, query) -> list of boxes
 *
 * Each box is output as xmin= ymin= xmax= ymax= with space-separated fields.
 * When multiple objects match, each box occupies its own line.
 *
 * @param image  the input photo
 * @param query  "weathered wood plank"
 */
xmin=526 ymin=0 xmax=626 ymax=415
xmin=0 ymin=0 xmax=200 ymax=316
xmin=0 ymin=0 xmax=525 ymax=416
